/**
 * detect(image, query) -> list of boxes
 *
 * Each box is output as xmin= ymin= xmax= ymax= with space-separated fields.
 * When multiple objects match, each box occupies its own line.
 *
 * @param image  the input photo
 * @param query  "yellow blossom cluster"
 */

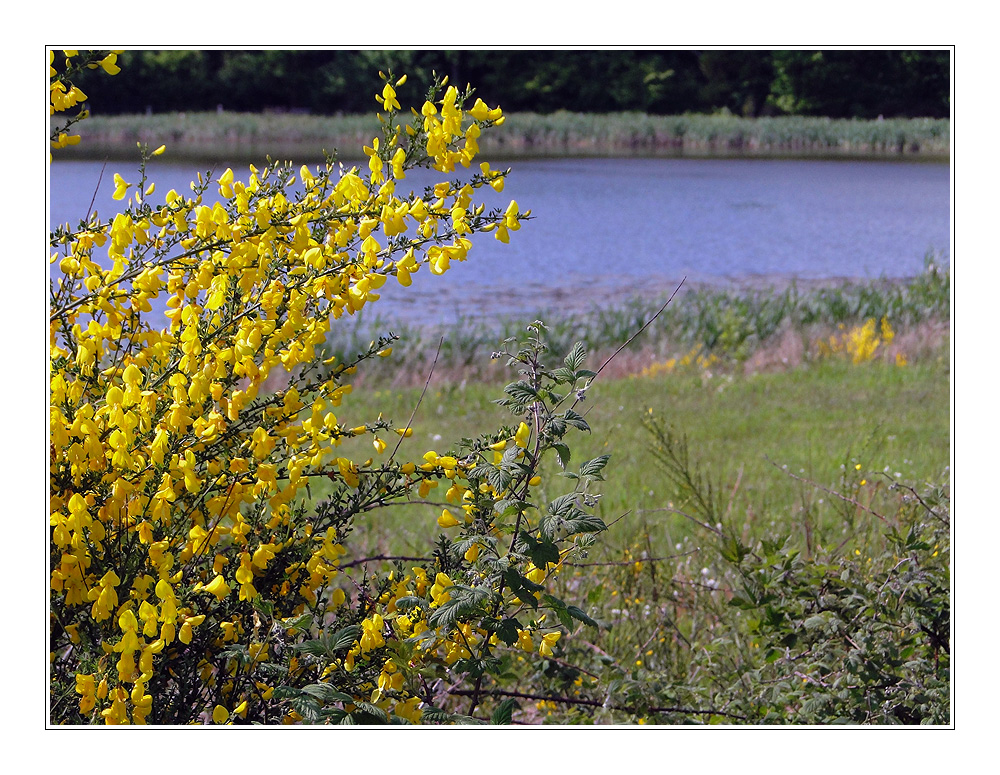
xmin=49 ymin=57 xmax=572 ymax=725
xmin=816 ymin=316 xmax=904 ymax=365
xmin=49 ymin=50 xmax=122 ymax=152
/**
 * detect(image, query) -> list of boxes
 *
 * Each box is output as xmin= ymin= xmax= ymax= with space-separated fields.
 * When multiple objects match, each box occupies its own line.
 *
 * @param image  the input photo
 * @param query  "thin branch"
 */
xmin=445 ymin=687 xmax=749 ymax=722
xmin=592 ymin=278 xmax=686 ymax=379
xmin=338 ymin=553 xmax=433 ymax=570
xmin=643 ymin=505 xmax=725 ymax=537
xmin=565 ymin=549 xmax=698 ymax=568
xmin=767 ymin=457 xmax=887 ymax=523
xmin=388 ymin=336 xmax=443 ymax=462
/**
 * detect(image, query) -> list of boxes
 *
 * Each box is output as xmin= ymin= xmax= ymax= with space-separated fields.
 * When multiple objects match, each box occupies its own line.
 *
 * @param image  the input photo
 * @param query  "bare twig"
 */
xmin=767 ymin=457 xmax=887 ymax=523
xmin=338 ymin=553 xmax=433 ymax=570
xmin=388 ymin=336 xmax=443 ymax=462
xmin=593 ymin=278 xmax=686 ymax=380
xmin=565 ymin=549 xmax=698 ymax=568
xmin=445 ymin=687 xmax=749 ymax=722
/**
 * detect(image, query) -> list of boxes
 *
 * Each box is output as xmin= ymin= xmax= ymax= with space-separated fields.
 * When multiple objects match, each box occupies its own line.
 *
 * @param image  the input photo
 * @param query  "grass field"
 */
xmin=316 ymin=341 xmax=950 ymax=560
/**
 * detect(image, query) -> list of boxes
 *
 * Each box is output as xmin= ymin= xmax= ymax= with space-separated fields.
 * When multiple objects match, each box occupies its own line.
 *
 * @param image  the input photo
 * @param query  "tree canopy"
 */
xmin=71 ymin=49 xmax=950 ymax=119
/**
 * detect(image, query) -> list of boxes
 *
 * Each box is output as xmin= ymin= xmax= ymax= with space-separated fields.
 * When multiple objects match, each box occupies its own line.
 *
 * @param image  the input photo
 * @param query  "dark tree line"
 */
xmin=71 ymin=49 xmax=950 ymax=119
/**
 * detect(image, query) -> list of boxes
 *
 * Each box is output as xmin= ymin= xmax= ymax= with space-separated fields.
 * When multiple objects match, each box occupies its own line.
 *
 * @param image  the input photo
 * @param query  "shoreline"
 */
xmin=53 ymin=111 xmax=951 ymax=164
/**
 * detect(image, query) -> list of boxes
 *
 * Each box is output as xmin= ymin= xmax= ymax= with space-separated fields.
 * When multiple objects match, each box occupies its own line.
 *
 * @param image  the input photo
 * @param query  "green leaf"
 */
xmin=562 ymin=408 xmax=591 ymax=432
xmin=579 ymin=454 xmax=611 ymax=478
xmin=292 ymin=624 xmax=361 ymax=657
xmin=495 ymin=617 xmax=520 ymax=646
xmin=552 ymin=443 xmax=571 ymax=469
xmin=518 ymin=530 xmax=560 ymax=568
xmin=566 ymin=605 xmax=599 ymax=628
xmin=301 ymin=684 xmax=354 ymax=704
xmin=490 ymin=698 xmax=520 ymax=725
xmin=550 ymin=366 xmax=578 ymax=384
xmin=328 ymin=624 xmax=363 ymax=652
xmin=503 ymin=568 xmax=542 ymax=609
xmin=564 ymin=341 xmax=587 ymax=371
xmin=281 ymin=613 xmax=314 ymax=632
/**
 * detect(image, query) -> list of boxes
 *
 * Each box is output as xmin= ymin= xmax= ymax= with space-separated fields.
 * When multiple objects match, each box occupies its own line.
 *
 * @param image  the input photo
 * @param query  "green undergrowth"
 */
xmin=312 ymin=337 xmax=950 ymax=724
xmin=302 ymin=269 xmax=951 ymax=724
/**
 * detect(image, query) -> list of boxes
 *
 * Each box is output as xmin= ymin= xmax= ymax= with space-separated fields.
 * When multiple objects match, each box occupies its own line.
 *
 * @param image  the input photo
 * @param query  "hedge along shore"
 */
xmin=52 ymin=111 xmax=951 ymax=163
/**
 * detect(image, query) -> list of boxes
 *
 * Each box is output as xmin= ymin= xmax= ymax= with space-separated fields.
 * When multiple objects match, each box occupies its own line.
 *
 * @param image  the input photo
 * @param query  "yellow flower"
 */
xmin=112 ymin=173 xmax=129 ymax=201
xmin=380 ymin=83 xmax=401 ymax=112
xmin=203 ymin=574 xmax=232 ymax=601
xmin=514 ymin=421 xmax=531 ymax=449
xmin=212 ymin=705 xmax=230 ymax=724
xmin=437 ymin=509 xmax=460 ymax=528
xmin=539 ymin=631 xmax=561 ymax=657
xmin=100 ymin=53 xmax=121 ymax=75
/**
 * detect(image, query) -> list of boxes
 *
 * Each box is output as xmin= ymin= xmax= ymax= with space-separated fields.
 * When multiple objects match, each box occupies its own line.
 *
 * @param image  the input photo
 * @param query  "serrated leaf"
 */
xmin=292 ymin=624 xmax=361 ymax=657
xmin=562 ymin=408 xmax=590 ymax=432
xmin=547 ymin=493 xmax=584 ymax=518
xmin=494 ymin=498 xmax=530 ymax=518
xmin=495 ymin=617 xmax=520 ymax=646
xmin=393 ymin=596 xmax=423 ymax=612
xmin=518 ymin=530 xmax=561 ymax=568
xmin=281 ymin=613 xmax=314 ymax=632
xmin=566 ymin=605 xmax=599 ymax=628
xmin=550 ymin=366 xmax=578 ymax=384
xmin=552 ymin=442 xmax=571 ymax=469
xmin=561 ymin=514 xmax=607 ymax=535
xmin=579 ymin=454 xmax=611 ymax=477
xmin=490 ymin=698 xmax=520 ymax=725
xmin=301 ymin=684 xmax=354 ymax=704
xmin=328 ymin=624 xmax=363 ymax=651
xmin=564 ymin=341 xmax=587 ymax=371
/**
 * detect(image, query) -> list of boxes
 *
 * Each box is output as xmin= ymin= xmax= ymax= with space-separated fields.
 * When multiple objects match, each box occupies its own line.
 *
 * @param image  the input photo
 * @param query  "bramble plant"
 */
xmin=49 ymin=50 xmax=613 ymax=725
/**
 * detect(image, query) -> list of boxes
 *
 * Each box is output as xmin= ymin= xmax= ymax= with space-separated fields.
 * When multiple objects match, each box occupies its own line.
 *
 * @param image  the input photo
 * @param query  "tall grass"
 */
xmin=56 ymin=111 xmax=950 ymax=163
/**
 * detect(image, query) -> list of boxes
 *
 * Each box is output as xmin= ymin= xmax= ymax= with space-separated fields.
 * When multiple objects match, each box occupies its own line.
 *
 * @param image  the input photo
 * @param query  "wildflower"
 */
xmin=539 ymin=631 xmax=561 ymax=656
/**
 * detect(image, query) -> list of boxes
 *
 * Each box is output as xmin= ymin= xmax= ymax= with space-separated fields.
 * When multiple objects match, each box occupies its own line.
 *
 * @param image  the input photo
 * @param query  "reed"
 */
xmin=320 ymin=255 xmax=951 ymax=383
xmin=55 ymin=111 xmax=950 ymax=163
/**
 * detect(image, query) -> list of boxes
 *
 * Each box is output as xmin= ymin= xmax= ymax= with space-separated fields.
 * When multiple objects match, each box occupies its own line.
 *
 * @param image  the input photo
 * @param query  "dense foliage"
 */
xmin=70 ymin=49 xmax=950 ymax=119
xmin=49 ymin=50 xmax=611 ymax=725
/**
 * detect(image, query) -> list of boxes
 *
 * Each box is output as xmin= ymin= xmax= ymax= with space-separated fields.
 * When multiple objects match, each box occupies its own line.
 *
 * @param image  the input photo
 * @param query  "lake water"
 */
xmin=48 ymin=157 xmax=951 ymax=324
